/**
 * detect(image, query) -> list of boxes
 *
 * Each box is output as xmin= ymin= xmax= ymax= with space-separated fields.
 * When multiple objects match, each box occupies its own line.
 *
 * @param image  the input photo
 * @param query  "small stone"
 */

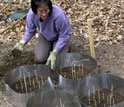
xmin=113 ymin=40 xmax=117 ymax=44
xmin=3 ymin=98 xmax=6 ymax=101
xmin=117 ymin=35 xmax=122 ymax=41
xmin=28 ymin=42 xmax=31 ymax=45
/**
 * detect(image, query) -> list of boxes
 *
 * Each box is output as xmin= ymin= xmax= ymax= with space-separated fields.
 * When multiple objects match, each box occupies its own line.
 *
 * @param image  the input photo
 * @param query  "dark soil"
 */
xmin=0 ymin=40 xmax=35 ymax=83
xmin=60 ymin=66 xmax=92 ymax=79
xmin=11 ymin=76 xmax=46 ymax=93
xmin=81 ymin=89 xmax=124 ymax=107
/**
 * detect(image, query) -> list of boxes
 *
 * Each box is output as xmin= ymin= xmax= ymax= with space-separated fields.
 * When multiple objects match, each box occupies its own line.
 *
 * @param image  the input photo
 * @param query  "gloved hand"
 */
xmin=46 ymin=52 xmax=57 ymax=70
xmin=13 ymin=42 xmax=24 ymax=51
xmin=12 ymin=42 xmax=24 ymax=57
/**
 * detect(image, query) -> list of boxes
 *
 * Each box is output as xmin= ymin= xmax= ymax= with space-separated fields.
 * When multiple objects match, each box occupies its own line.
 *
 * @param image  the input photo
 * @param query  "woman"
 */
xmin=13 ymin=0 xmax=72 ymax=70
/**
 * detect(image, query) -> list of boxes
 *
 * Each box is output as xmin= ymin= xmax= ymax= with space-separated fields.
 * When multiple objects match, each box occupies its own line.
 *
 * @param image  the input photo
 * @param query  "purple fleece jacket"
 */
xmin=22 ymin=5 xmax=72 ymax=52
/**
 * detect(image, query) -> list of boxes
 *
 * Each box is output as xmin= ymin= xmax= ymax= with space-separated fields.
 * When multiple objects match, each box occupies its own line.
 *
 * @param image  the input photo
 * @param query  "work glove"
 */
xmin=46 ymin=52 xmax=57 ymax=70
xmin=12 ymin=42 xmax=24 ymax=57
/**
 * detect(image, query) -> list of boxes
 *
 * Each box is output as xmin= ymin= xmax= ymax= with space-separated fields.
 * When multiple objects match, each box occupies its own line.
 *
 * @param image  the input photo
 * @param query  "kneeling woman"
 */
xmin=13 ymin=0 xmax=72 ymax=70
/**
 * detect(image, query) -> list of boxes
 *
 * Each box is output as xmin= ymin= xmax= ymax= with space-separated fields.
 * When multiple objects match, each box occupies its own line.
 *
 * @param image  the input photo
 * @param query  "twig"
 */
xmin=71 ymin=67 xmax=74 ymax=79
xmin=35 ymin=70 xmax=39 ymax=83
xmin=78 ymin=65 xmax=81 ymax=78
xmin=15 ymin=84 xmax=18 ymax=90
xmin=41 ymin=76 xmax=44 ymax=85
xmin=98 ymin=89 xmax=100 ymax=104
xmin=94 ymin=41 xmax=101 ymax=48
xmin=111 ymin=84 xmax=113 ymax=97
xmin=88 ymin=90 xmax=91 ymax=104
xmin=28 ymin=73 xmax=32 ymax=91
xmin=0 ymin=3 xmax=10 ymax=13
xmin=94 ymin=100 xmax=97 ymax=107
xmin=20 ymin=80 xmax=23 ymax=93
xmin=23 ymin=74 xmax=28 ymax=93
xmin=73 ymin=65 xmax=76 ymax=79
xmin=28 ymin=73 xmax=31 ymax=86
xmin=76 ymin=66 xmax=79 ymax=79
xmin=33 ymin=79 xmax=35 ymax=88
xmin=110 ymin=94 xmax=112 ymax=107
xmin=81 ymin=64 xmax=84 ymax=77
xmin=93 ymin=87 xmax=95 ymax=100
xmin=60 ymin=98 xmax=63 ymax=107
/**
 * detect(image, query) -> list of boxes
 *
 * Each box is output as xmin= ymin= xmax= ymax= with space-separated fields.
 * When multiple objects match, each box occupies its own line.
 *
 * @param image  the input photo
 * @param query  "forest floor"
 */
xmin=0 ymin=0 xmax=124 ymax=106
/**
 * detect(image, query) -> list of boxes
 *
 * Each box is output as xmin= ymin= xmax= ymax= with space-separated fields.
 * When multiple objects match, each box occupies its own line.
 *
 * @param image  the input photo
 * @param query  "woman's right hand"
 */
xmin=12 ymin=42 xmax=24 ymax=57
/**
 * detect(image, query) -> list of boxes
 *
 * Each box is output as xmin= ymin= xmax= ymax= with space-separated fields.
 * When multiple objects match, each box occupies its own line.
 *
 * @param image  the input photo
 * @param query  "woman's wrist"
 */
xmin=20 ymin=40 xmax=26 ymax=45
xmin=53 ymin=49 xmax=58 ymax=54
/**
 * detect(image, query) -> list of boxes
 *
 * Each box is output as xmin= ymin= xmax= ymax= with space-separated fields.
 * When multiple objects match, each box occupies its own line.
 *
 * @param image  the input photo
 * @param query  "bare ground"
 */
xmin=0 ymin=36 xmax=124 ymax=106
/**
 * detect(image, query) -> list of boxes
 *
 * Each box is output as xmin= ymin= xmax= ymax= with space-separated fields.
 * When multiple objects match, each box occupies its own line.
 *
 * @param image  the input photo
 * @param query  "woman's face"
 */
xmin=37 ymin=4 xmax=49 ymax=20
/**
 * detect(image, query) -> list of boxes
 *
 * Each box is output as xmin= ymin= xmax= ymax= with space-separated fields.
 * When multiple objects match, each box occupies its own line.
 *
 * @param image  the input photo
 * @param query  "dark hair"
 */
xmin=31 ymin=0 xmax=52 ymax=14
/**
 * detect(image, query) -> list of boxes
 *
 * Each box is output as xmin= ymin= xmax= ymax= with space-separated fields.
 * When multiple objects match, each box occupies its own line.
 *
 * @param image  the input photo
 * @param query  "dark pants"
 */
xmin=35 ymin=34 xmax=69 ymax=63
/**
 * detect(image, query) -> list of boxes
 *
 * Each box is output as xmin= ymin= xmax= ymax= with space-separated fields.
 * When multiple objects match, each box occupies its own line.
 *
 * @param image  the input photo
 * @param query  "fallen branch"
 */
xmin=0 ymin=14 xmax=27 ymax=34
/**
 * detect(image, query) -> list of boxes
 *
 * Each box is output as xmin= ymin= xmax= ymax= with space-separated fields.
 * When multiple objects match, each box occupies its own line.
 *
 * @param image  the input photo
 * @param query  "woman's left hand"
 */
xmin=46 ymin=51 xmax=57 ymax=70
